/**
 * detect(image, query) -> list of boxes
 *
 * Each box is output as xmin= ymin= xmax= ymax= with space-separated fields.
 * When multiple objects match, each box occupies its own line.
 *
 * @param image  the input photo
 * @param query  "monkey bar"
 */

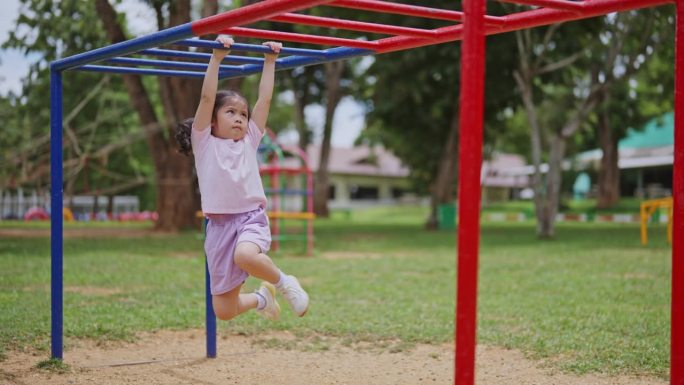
xmin=50 ymin=0 xmax=683 ymax=384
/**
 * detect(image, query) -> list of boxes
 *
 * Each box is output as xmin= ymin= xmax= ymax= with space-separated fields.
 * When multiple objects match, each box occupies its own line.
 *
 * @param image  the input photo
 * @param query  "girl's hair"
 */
xmin=214 ymin=90 xmax=250 ymax=121
xmin=175 ymin=118 xmax=194 ymax=157
xmin=174 ymin=90 xmax=250 ymax=157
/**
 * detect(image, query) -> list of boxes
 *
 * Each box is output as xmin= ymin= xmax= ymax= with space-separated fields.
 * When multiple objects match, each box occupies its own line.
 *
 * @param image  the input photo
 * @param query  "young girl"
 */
xmin=175 ymin=36 xmax=309 ymax=321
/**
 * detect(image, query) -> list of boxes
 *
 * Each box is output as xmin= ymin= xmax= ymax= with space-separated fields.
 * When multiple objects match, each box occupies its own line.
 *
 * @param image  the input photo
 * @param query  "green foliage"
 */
xmin=580 ymin=7 xmax=675 ymax=151
xmin=356 ymin=2 xmax=518 ymax=193
xmin=1 ymin=0 xmax=155 ymax=201
xmin=513 ymin=7 xmax=675 ymax=156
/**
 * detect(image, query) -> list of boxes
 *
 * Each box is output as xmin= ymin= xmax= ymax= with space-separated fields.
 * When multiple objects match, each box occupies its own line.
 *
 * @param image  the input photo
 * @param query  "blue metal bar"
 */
xmin=106 ymin=57 xmax=244 ymax=72
xmin=75 ymin=47 xmax=374 ymax=80
xmin=77 ymin=65 xmax=221 ymax=78
xmin=174 ymin=40 xmax=328 ymax=57
xmin=205 ymin=218 xmax=216 ymax=358
xmin=222 ymin=46 xmax=374 ymax=79
xmin=52 ymin=24 xmax=194 ymax=71
xmin=140 ymin=48 xmax=265 ymax=65
xmin=50 ymin=67 xmax=63 ymax=360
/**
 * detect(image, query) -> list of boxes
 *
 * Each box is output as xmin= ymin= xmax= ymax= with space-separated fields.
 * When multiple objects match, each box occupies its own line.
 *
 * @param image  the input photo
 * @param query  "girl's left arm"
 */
xmin=252 ymin=42 xmax=282 ymax=133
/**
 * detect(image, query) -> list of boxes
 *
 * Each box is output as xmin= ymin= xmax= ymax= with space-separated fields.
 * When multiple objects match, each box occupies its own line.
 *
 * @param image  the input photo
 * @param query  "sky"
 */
xmin=0 ymin=0 xmax=365 ymax=148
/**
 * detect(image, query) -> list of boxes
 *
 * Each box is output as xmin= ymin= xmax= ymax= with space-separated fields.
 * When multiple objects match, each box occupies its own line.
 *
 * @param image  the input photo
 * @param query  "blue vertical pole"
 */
xmin=205 ymin=218 xmax=216 ymax=358
xmin=50 ymin=67 xmax=63 ymax=360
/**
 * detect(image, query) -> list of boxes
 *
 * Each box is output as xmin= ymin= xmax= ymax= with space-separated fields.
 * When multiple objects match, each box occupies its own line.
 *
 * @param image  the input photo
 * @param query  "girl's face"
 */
xmin=212 ymin=97 xmax=249 ymax=141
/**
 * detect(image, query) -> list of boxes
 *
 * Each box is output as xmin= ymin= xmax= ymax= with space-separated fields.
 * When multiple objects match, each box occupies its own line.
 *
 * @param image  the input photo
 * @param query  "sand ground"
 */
xmin=0 ymin=330 xmax=667 ymax=385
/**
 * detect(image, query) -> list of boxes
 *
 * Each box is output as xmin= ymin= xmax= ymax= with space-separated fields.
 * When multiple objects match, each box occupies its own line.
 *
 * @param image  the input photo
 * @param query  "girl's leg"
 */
xmin=233 ymin=241 xmax=280 ymax=283
xmin=212 ymin=284 xmax=258 ymax=321
xmin=234 ymin=241 xmax=309 ymax=317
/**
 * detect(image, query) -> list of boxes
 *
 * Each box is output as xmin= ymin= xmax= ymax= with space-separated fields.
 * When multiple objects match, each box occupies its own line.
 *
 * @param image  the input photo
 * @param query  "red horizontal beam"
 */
xmin=191 ymin=0 xmax=334 ymax=36
xmin=499 ymin=0 xmax=672 ymax=32
xmin=376 ymin=0 xmax=672 ymax=54
xmin=270 ymin=13 xmax=437 ymax=38
xmin=329 ymin=0 xmax=505 ymax=26
xmin=222 ymin=27 xmax=380 ymax=49
xmin=497 ymin=0 xmax=584 ymax=12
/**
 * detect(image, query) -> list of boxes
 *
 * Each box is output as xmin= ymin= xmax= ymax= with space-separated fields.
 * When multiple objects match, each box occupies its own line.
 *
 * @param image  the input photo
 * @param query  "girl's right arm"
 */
xmin=193 ymin=36 xmax=234 ymax=132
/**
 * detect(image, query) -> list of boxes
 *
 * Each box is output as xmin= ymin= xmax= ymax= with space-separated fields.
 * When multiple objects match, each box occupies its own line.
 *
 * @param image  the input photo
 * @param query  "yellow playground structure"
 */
xmin=640 ymin=197 xmax=673 ymax=246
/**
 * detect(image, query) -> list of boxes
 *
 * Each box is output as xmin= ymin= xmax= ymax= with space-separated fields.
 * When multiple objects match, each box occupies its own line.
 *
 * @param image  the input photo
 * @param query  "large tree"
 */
xmin=512 ymin=6 xmax=674 ymax=238
xmin=591 ymin=7 xmax=674 ymax=208
xmin=94 ymin=0 xmax=218 ymax=231
xmin=2 ymin=0 xmax=149 ymax=203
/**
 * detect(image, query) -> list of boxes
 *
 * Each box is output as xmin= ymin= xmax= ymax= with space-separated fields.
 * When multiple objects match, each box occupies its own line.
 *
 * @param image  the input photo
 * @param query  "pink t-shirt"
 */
xmin=191 ymin=120 xmax=267 ymax=214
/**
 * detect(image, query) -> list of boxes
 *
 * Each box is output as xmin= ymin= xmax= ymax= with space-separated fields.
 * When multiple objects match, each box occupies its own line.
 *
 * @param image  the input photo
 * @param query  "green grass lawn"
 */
xmin=0 ymin=207 xmax=672 ymax=377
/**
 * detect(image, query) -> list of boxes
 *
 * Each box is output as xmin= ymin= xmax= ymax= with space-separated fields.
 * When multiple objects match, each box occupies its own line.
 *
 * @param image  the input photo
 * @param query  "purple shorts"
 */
xmin=204 ymin=207 xmax=271 ymax=295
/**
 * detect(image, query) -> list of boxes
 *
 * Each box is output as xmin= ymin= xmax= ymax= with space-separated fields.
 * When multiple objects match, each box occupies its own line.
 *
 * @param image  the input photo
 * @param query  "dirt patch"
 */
xmin=0 ymin=330 xmax=666 ymax=385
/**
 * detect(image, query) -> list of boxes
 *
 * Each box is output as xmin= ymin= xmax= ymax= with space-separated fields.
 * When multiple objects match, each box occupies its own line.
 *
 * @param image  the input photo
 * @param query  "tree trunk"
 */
xmin=314 ymin=61 xmax=344 ymax=217
xmin=285 ymin=68 xmax=314 ymax=150
xmin=292 ymin=80 xmax=310 ymax=150
xmin=426 ymin=107 xmax=460 ymax=230
xmin=540 ymin=135 xmax=566 ymax=238
xmin=513 ymin=69 xmax=547 ymax=237
xmin=95 ymin=0 xmax=196 ymax=231
xmin=596 ymin=95 xmax=620 ymax=208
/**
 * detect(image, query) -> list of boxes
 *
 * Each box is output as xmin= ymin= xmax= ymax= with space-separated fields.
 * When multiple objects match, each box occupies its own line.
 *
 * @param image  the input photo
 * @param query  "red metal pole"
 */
xmin=191 ymin=0 xmax=334 ymax=36
xmin=456 ymin=0 xmax=486 ymax=383
xmin=499 ymin=0 xmax=671 ymax=32
xmin=672 ymin=2 xmax=684 ymax=383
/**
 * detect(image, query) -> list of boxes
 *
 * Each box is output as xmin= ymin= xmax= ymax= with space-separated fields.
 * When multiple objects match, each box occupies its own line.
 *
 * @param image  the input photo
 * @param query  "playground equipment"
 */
xmin=48 ymin=1 xmax=683 ymax=384
xmin=259 ymin=134 xmax=316 ymax=256
xmin=23 ymin=207 xmax=49 ymax=221
xmin=640 ymin=197 xmax=673 ymax=246
xmin=22 ymin=207 xmax=74 ymax=221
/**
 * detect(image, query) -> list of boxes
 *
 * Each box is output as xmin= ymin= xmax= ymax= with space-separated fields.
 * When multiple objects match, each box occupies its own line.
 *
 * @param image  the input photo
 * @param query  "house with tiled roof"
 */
xmin=305 ymin=145 xmax=530 ymax=207
xmin=305 ymin=144 xmax=414 ymax=208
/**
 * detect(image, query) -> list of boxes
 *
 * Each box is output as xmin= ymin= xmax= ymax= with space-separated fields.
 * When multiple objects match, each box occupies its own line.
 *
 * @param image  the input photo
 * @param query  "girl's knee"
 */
xmin=213 ymin=294 xmax=239 ymax=320
xmin=215 ymin=308 xmax=238 ymax=321
xmin=234 ymin=243 xmax=259 ymax=266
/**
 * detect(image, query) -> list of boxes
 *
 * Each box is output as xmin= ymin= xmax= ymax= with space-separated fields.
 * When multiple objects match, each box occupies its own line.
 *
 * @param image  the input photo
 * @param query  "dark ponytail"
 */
xmin=175 ymin=118 xmax=194 ymax=156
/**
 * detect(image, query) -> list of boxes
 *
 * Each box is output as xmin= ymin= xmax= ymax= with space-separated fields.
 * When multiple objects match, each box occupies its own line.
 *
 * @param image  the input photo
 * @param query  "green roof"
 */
xmin=619 ymin=112 xmax=674 ymax=149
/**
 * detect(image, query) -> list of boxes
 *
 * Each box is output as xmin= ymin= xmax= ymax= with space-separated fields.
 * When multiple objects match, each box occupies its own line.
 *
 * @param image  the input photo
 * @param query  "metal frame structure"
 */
xmin=49 ymin=1 xmax=682 ymax=384
xmin=259 ymin=135 xmax=316 ymax=256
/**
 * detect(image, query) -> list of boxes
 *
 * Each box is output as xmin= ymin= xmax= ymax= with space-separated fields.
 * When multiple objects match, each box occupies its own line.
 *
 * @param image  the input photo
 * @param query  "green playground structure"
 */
xmin=259 ymin=133 xmax=316 ymax=256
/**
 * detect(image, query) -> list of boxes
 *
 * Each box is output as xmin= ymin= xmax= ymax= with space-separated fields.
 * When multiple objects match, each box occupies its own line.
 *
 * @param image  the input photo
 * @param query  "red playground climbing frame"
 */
xmin=49 ymin=1 xmax=683 ymax=384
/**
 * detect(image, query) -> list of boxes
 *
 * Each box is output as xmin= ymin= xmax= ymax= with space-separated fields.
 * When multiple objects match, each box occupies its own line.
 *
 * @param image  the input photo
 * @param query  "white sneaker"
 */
xmin=255 ymin=282 xmax=280 ymax=320
xmin=277 ymin=275 xmax=309 ymax=317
